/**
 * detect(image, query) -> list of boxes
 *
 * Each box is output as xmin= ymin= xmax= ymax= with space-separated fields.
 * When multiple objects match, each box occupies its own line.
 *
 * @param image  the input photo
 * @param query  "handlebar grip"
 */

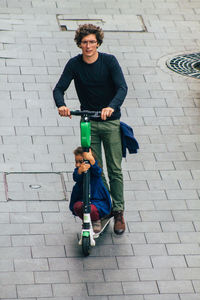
xmin=70 ymin=110 xmax=83 ymax=116
xmin=70 ymin=110 xmax=101 ymax=117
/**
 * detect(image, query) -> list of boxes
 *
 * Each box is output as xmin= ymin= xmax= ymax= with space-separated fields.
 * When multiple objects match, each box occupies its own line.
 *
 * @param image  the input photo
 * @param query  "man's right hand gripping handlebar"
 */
xmin=58 ymin=106 xmax=71 ymax=118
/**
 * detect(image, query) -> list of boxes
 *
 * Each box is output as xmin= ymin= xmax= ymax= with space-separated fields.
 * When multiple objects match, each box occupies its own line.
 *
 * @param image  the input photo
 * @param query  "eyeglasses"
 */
xmin=75 ymin=159 xmax=84 ymax=164
xmin=81 ymin=40 xmax=97 ymax=45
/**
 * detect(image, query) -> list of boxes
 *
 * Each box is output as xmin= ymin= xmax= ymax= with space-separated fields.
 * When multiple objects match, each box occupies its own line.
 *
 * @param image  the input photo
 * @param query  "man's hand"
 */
xmin=58 ymin=106 xmax=71 ymax=118
xmin=101 ymin=107 xmax=114 ymax=120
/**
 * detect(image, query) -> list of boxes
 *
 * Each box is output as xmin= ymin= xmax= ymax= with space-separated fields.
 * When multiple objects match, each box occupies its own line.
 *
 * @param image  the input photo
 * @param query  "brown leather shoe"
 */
xmin=113 ymin=211 xmax=125 ymax=235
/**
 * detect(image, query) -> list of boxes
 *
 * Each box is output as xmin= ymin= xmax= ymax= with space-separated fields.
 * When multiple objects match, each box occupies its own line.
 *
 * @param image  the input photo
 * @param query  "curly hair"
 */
xmin=74 ymin=24 xmax=104 ymax=47
xmin=73 ymin=146 xmax=99 ymax=164
xmin=73 ymin=146 xmax=84 ymax=156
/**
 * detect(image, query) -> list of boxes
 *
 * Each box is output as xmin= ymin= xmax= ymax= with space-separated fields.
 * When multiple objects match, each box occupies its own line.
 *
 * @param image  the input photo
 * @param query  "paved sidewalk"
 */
xmin=0 ymin=0 xmax=200 ymax=299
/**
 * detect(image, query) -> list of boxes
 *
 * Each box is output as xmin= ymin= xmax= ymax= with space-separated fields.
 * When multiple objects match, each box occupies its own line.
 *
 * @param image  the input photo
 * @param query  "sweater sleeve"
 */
xmin=90 ymin=161 xmax=102 ymax=177
xmin=53 ymin=60 xmax=74 ymax=108
xmin=73 ymin=168 xmax=83 ymax=183
xmin=107 ymin=55 xmax=128 ymax=110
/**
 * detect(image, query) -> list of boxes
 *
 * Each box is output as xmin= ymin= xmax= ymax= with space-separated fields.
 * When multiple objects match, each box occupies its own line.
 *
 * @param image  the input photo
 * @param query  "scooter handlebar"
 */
xmin=70 ymin=110 xmax=101 ymax=118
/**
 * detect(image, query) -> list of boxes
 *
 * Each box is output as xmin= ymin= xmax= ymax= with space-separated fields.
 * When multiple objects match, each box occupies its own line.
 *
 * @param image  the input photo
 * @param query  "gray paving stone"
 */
xmin=0 ymin=236 xmax=11 ymax=246
xmin=10 ymin=212 xmax=42 ymax=223
xmin=0 ymin=246 xmax=31 ymax=258
xmin=126 ymin=200 xmax=155 ymax=211
xmin=194 ymin=222 xmax=200 ymax=231
xmin=128 ymin=221 xmax=162 ymax=232
xmin=112 ymin=232 xmax=146 ymax=244
xmin=166 ymin=190 xmax=198 ymax=200
xmin=154 ymin=200 xmax=187 ymax=210
xmin=158 ymin=280 xmax=194 ymax=293
xmin=87 ymin=282 xmax=123 ymax=296
xmin=103 ymin=268 xmax=139 ymax=282
xmin=173 ymin=268 xmax=200 ymax=280
xmin=139 ymin=268 xmax=173 ymax=281
xmin=133 ymin=244 xmax=167 ymax=256
xmin=69 ymin=270 xmax=104 ymax=283
xmin=11 ymin=234 xmax=45 ymax=246
xmin=0 ymin=201 xmax=27 ymax=212
xmin=0 ymin=285 xmax=17 ymax=298
xmin=42 ymin=212 xmax=70 ymax=223
xmin=14 ymin=258 xmax=49 ymax=271
xmin=193 ymin=280 xmax=200 ymax=293
xmin=145 ymin=232 xmax=180 ymax=243
xmin=144 ymin=295 xmax=179 ymax=300
xmin=143 ymin=161 xmax=174 ymax=171
xmin=0 ymin=271 xmax=34 ymax=284
xmin=17 ymin=284 xmax=53 ymax=298
xmin=32 ymin=245 xmax=66 ymax=258
xmin=27 ymin=201 xmax=59 ymax=212
xmin=185 ymin=255 xmax=200 ymax=267
xmin=49 ymin=257 xmax=84 ymax=271
xmin=152 ymin=256 xmax=187 ymax=268
xmin=148 ymin=179 xmax=180 ymax=190
xmin=53 ymin=283 xmax=88 ymax=297
xmin=173 ymin=211 xmax=200 ymax=222
xmin=0 ymin=224 xmax=30 ymax=235
xmin=15 ymin=126 xmax=45 ymax=136
xmin=122 ymin=281 xmax=158 ymax=295
xmin=38 ymin=298 xmax=72 ymax=300
xmin=134 ymin=190 xmax=167 ymax=201
xmin=0 ymin=213 xmax=9 ymax=223
xmin=109 ymin=297 xmax=143 ymax=300
xmin=45 ymin=233 xmax=77 ymax=246
xmin=140 ymin=211 xmax=173 ymax=221
xmin=0 ymin=259 xmax=14 ymax=272
xmin=117 ymin=256 xmax=151 ymax=269
xmin=180 ymin=295 xmax=200 ymax=300
xmin=179 ymin=232 xmax=200 ymax=243
xmin=35 ymin=271 xmax=69 ymax=284
xmin=161 ymin=221 xmax=195 ymax=232
xmin=167 ymin=243 xmax=200 ymax=255
xmin=30 ymin=223 xmax=63 ymax=234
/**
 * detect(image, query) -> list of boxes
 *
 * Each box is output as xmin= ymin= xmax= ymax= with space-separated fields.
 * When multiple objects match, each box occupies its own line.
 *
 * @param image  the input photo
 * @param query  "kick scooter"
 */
xmin=70 ymin=110 xmax=112 ymax=256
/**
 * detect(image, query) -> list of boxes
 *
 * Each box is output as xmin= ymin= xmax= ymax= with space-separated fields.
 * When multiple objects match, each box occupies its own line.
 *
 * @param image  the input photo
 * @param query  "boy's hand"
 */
xmin=78 ymin=162 xmax=91 ymax=174
xmin=58 ymin=106 xmax=71 ymax=118
xmin=83 ymin=149 xmax=95 ymax=165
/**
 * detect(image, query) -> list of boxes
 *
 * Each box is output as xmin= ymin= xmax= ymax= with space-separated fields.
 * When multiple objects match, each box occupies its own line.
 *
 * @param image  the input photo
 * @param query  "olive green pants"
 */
xmin=90 ymin=119 xmax=124 ymax=212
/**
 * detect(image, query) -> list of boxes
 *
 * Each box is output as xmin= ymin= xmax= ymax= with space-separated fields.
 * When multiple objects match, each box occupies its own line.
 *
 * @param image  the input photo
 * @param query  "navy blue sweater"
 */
xmin=53 ymin=52 xmax=128 ymax=120
xmin=69 ymin=161 xmax=112 ymax=218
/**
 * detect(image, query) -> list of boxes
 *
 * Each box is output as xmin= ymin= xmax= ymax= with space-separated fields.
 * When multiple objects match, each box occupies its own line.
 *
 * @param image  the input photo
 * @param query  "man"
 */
xmin=53 ymin=24 xmax=128 ymax=234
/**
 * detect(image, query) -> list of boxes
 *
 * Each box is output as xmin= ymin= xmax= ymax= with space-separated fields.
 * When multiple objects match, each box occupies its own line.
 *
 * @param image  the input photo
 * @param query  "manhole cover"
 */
xmin=57 ymin=15 xmax=147 ymax=32
xmin=4 ymin=172 xmax=70 ymax=201
xmin=166 ymin=52 xmax=200 ymax=79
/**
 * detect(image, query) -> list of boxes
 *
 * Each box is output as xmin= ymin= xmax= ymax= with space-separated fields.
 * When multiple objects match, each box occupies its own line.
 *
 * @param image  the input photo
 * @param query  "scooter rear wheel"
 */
xmin=82 ymin=236 xmax=90 ymax=256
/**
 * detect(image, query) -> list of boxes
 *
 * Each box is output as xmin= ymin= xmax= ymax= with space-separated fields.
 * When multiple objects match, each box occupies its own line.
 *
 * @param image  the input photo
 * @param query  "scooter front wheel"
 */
xmin=82 ymin=236 xmax=90 ymax=256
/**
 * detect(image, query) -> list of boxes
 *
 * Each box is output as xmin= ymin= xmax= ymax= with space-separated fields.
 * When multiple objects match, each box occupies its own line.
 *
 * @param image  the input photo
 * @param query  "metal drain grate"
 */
xmin=166 ymin=53 xmax=200 ymax=79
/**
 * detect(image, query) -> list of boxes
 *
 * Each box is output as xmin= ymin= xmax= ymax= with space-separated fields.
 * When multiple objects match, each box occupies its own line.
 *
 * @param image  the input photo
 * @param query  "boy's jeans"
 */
xmin=90 ymin=119 xmax=124 ymax=212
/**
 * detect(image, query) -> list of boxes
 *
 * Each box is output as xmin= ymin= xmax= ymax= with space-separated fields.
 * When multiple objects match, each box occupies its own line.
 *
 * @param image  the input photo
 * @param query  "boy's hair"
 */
xmin=74 ymin=24 xmax=104 ymax=47
xmin=73 ymin=146 xmax=97 ymax=161
xmin=73 ymin=146 xmax=84 ymax=156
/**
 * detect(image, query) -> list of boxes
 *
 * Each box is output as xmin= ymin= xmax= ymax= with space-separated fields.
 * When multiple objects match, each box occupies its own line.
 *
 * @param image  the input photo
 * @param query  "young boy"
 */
xmin=69 ymin=147 xmax=112 ymax=233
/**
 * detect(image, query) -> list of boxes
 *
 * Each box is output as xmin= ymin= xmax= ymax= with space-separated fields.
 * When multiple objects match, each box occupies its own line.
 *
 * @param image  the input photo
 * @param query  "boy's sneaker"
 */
xmin=113 ymin=211 xmax=125 ymax=235
xmin=92 ymin=219 xmax=102 ymax=233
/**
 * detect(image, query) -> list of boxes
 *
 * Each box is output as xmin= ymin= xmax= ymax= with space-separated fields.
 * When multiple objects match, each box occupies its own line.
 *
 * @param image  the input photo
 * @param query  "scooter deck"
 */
xmin=93 ymin=216 xmax=113 ymax=239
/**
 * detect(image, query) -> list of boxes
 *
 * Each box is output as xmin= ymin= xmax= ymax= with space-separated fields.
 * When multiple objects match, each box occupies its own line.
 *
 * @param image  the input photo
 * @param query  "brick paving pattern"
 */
xmin=0 ymin=0 xmax=200 ymax=299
